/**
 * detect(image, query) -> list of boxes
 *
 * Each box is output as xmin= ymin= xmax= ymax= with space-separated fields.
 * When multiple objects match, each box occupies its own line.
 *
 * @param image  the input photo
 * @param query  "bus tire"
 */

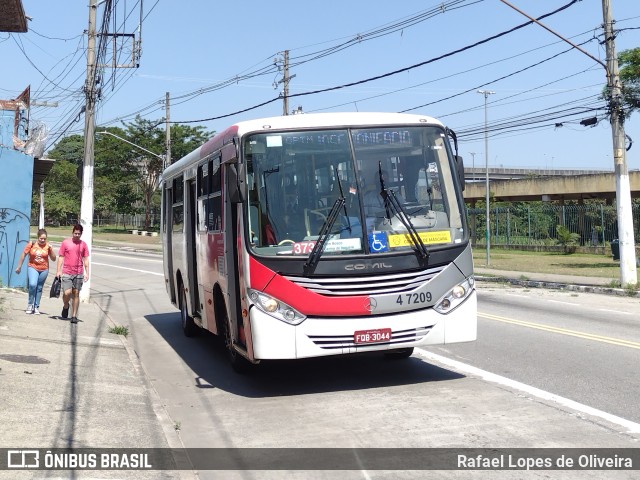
xmin=180 ymin=284 xmax=198 ymax=337
xmin=220 ymin=312 xmax=251 ymax=373
xmin=384 ymin=347 xmax=414 ymax=359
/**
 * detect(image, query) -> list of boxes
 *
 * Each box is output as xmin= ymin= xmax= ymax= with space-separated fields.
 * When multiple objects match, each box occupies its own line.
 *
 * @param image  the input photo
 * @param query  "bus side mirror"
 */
xmin=455 ymin=155 xmax=465 ymax=191
xmin=228 ymin=163 xmax=246 ymax=204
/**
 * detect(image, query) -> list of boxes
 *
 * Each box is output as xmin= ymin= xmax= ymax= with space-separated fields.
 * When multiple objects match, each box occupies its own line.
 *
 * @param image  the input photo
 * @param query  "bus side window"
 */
xmin=197 ymin=163 xmax=209 ymax=232
xmin=249 ymin=206 xmax=259 ymax=244
xmin=172 ymin=176 xmax=184 ymax=233
xmin=208 ymin=159 xmax=222 ymax=232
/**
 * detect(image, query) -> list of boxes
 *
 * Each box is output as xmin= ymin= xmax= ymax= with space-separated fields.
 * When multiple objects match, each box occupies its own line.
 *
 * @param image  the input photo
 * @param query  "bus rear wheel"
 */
xmin=180 ymin=285 xmax=198 ymax=337
xmin=384 ymin=347 xmax=414 ymax=359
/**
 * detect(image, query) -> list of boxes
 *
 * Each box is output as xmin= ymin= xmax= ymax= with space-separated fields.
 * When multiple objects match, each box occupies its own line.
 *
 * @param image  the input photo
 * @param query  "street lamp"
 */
xmin=95 ymin=131 xmax=165 ymax=161
xmin=478 ymin=90 xmax=495 ymax=265
xmin=94 ymin=130 xmax=165 ymax=254
xmin=469 ymin=152 xmax=476 ymax=183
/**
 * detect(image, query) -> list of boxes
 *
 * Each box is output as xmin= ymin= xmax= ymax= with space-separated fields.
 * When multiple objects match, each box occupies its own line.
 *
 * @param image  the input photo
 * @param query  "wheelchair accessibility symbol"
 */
xmin=368 ymin=232 xmax=389 ymax=253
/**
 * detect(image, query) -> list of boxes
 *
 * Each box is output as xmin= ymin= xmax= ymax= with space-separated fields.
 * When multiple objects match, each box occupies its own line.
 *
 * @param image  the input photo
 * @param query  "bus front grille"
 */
xmin=284 ymin=265 xmax=445 ymax=296
xmin=307 ymin=326 xmax=432 ymax=349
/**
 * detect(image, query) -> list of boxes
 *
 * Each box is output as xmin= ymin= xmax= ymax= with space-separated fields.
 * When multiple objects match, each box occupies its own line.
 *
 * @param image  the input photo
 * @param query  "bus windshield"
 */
xmin=244 ymin=125 xmax=465 ymax=257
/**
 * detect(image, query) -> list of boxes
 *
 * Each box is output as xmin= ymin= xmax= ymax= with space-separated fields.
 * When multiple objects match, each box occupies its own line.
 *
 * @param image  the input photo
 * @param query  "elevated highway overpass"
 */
xmin=463 ymin=170 xmax=640 ymax=204
xmin=464 ymin=167 xmax=610 ymax=181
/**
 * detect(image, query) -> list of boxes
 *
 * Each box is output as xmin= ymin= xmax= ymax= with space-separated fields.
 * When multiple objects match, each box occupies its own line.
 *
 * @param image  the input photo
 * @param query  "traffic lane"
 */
xmin=90 ymin=250 xmax=166 ymax=319
xmin=136 ymin=329 xmax=640 ymax=480
xmin=89 ymin=250 xmax=171 ymax=376
xmin=128 ymin=314 xmax=640 ymax=447
xmin=92 ymin=249 xmax=164 ymax=275
xmin=488 ymin=283 xmax=640 ymax=324
xmin=426 ymin=286 xmax=640 ymax=424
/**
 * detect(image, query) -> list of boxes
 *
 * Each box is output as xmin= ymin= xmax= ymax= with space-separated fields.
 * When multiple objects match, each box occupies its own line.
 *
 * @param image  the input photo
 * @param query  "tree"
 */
xmin=112 ymin=183 xmax=142 ymax=229
xmin=36 ymin=159 xmax=81 ymax=225
xmin=122 ymin=116 xmax=211 ymax=229
xmin=618 ymin=47 xmax=640 ymax=116
xmin=47 ymin=135 xmax=84 ymax=167
xmin=43 ymin=119 xmax=211 ymax=230
xmin=122 ymin=117 xmax=167 ymax=230
xmin=167 ymin=123 xmax=211 ymax=163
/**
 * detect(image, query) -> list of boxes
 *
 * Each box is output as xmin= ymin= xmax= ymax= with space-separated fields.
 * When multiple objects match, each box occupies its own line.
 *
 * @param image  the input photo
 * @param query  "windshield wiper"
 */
xmin=376 ymin=162 xmax=429 ymax=265
xmin=303 ymin=196 xmax=345 ymax=276
xmin=377 ymin=163 xmax=393 ymax=223
xmin=383 ymin=189 xmax=430 ymax=265
xmin=333 ymin=165 xmax=351 ymax=235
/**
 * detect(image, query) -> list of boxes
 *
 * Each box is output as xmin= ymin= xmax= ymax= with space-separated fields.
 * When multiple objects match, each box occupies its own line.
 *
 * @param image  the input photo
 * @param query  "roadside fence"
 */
xmin=467 ymin=203 xmax=640 ymax=249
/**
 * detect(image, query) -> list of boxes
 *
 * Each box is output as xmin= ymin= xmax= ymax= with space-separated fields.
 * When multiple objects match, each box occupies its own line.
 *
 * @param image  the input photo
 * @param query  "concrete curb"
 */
xmin=475 ymin=275 xmax=639 ymax=298
xmin=93 ymin=302 xmax=198 ymax=480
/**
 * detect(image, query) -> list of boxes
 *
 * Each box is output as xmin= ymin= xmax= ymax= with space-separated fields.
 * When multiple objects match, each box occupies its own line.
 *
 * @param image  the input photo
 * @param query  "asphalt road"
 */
xmin=87 ymin=248 xmax=640 ymax=480
xmin=426 ymin=283 xmax=640 ymax=424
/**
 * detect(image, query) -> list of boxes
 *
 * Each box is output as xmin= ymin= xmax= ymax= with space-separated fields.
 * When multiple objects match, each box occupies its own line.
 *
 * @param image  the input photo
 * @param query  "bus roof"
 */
xmin=163 ymin=112 xmax=445 ymax=179
xmin=232 ymin=111 xmax=443 ymax=135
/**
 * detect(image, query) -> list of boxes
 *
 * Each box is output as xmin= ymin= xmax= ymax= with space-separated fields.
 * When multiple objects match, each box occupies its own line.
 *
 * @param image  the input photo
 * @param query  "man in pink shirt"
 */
xmin=56 ymin=224 xmax=90 ymax=324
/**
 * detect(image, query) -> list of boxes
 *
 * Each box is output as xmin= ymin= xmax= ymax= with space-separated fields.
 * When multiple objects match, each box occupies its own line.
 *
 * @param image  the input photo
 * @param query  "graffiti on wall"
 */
xmin=0 ymin=207 xmax=30 ymax=287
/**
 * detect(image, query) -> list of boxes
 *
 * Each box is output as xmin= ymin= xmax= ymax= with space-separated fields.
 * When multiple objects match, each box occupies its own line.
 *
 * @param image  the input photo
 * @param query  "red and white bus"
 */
xmin=161 ymin=112 xmax=476 ymax=370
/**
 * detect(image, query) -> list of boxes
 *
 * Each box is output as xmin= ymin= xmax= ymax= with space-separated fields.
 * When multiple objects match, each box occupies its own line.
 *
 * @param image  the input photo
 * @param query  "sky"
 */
xmin=2 ymin=0 xmax=639 ymax=172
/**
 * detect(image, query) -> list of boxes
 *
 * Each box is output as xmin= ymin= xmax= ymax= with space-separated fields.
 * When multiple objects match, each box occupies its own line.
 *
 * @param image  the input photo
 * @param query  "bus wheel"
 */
xmin=221 ymin=314 xmax=250 ymax=373
xmin=384 ymin=347 xmax=414 ymax=359
xmin=180 ymin=285 xmax=198 ymax=337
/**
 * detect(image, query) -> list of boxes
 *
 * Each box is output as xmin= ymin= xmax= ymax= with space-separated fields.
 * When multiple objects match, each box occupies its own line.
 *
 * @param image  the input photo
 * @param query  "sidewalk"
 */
xmin=0 ymin=287 xmax=191 ymax=478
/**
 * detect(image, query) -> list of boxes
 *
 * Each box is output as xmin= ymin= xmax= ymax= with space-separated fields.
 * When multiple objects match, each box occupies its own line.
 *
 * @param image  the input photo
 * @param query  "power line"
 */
xmin=172 ymin=0 xmax=582 ymax=124
xmin=400 ymin=40 xmax=595 ymax=113
xmin=101 ymin=0 xmax=485 ymax=126
xmin=9 ymin=34 xmax=78 ymax=93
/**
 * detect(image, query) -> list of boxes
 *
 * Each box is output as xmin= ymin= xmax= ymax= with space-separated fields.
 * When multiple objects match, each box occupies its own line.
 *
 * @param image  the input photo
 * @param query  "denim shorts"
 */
xmin=61 ymin=274 xmax=84 ymax=292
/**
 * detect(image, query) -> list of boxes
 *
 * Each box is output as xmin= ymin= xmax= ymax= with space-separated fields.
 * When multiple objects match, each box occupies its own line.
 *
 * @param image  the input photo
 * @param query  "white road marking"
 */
xmin=415 ymin=348 xmax=640 ymax=434
xmin=546 ymin=299 xmax=580 ymax=306
xmin=92 ymin=262 xmax=163 ymax=276
xmin=94 ymin=253 xmax=162 ymax=262
xmin=597 ymin=308 xmax=633 ymax=315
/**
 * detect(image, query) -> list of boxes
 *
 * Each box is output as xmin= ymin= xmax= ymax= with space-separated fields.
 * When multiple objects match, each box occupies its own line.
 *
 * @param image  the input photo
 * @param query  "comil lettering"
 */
xmin=345 ymin=262 xmax=392 ymax=271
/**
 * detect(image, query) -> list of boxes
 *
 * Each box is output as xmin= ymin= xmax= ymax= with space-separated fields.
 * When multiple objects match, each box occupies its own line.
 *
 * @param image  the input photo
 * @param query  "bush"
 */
xmin=556 ymin=225 xmax=580 ymax=254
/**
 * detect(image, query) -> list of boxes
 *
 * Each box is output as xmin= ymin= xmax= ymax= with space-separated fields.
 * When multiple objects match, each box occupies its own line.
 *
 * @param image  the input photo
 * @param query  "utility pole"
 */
xmin=79 ymin=0 xmax=98 ymax=303
xmin=603 ymin=0 xmax=637 ymax=286
xmin=478 ymin=90 xmax=495 ymax=266
xmin=499 ymin=0 xmax=637 ymax=286
xmin=274 ymin=50 xmax=296 ymax=116
xmin=165 ymin=92 xmax=171 ymax=169
xmin=38 ymin=183 xmax=45 ymax=229
xmin=282 ymin=50 xmax=289 ymax=116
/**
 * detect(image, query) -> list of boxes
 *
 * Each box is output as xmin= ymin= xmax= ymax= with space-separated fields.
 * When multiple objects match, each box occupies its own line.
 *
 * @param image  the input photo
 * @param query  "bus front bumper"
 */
xmin=249 ymin=290 xmax=477 ymax=360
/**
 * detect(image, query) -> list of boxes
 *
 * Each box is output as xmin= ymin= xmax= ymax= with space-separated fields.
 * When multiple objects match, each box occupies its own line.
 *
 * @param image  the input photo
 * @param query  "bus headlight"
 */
xmin=434 ymin=276 xmax=475 ymax=314
xmin=248 ymin=289 xmax=306 ymax=325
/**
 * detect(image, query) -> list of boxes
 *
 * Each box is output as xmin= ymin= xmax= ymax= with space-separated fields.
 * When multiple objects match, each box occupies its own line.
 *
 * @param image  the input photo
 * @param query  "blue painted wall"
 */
xmin=0 ymin=108 xmax=33 ymax=288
